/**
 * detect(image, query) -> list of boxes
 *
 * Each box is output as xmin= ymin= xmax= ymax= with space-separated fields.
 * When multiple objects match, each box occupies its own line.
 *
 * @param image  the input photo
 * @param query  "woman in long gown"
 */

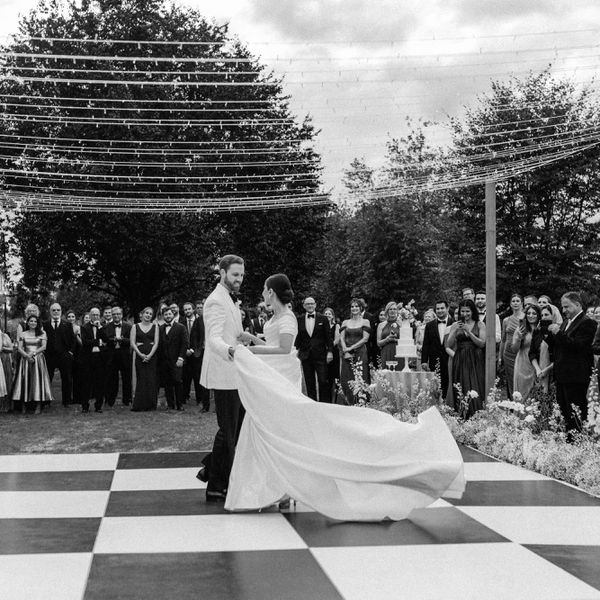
xmin=131 ymin=307 xmax=159 ymax=411
xmin=377 ymin=302 xmax=400 ymax=368
xmin=529 ymin=305 xmax=557 ymax=393
xmin=446 ymin=299 xmax=486 ymax=418
xmin=500 ymin=294 xmax=524 ymax=399
xmin=225 ymin=274 xmax=465 ymax=522
xmin=0 ymin=329 xmax=13 ymax=412
xmin=324 ymin=307 xmax=341 ymax=402
xmin=12 ymin=315 xmax=53 ymax=413
xmin=512 ymin=304 xmax=541 ymax=400
xmin=339 ymin=299 xmax=371 ymax=404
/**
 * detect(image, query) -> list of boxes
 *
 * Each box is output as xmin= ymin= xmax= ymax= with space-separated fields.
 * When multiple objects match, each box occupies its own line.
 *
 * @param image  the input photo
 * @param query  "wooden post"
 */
xmin=485 ymin=180 xmax=497 ymax=398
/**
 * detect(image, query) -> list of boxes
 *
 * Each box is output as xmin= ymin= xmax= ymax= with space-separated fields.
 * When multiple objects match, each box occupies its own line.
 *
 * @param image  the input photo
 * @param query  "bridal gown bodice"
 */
xmin=225 ymin=313 xmax=465 ymax=522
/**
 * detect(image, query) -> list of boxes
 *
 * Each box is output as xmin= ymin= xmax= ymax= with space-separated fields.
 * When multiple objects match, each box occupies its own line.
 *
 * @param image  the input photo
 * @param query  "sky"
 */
xmin=1 ymin=0 xmax=600 ymax=191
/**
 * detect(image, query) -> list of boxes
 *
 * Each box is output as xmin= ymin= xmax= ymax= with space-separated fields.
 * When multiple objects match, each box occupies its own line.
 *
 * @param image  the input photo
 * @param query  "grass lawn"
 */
xmin=0 ymin=377 xmax=219 ymax=454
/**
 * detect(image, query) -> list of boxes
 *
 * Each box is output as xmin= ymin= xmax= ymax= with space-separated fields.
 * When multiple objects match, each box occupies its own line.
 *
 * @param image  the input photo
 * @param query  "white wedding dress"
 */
xmin=225 ymin=312 xmax=465 ymax=521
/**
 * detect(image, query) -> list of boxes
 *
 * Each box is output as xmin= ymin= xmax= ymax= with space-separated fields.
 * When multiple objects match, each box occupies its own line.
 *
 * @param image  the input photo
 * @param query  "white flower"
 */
xmin=512 ymin=391 xmax=523 ymax=402
xmin=524 ymin=415 xmax=535 ymax=423
xmin=467 ymin=390 xmax=479 ymax=399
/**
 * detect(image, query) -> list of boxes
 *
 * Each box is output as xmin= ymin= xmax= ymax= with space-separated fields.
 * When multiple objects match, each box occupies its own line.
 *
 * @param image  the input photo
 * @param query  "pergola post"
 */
xmin=485 ymin=180 xmax=497 ymax=398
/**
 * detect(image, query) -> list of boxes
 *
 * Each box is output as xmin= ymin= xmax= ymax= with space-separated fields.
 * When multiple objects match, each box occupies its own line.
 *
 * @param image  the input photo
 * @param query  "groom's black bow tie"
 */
xmin=437 ymin=319 xmax=446 ymax=324
xmin=307 ymin=313 xmax=315 ymax=319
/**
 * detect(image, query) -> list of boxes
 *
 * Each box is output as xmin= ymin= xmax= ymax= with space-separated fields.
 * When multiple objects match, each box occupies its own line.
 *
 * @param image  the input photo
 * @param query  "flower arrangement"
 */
xmin=397 ymin=299 xmax=416 ymax=322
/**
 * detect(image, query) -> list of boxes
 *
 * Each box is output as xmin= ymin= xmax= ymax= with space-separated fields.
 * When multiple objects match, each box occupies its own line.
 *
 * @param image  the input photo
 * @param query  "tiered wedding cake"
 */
xmin=395 ymin=319 xmax=417 ymax=369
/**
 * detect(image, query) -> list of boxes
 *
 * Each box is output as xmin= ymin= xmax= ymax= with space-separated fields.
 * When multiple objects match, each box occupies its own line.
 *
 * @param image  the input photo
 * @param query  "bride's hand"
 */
xmin=238 ymin=332 xmax=253 ymax=344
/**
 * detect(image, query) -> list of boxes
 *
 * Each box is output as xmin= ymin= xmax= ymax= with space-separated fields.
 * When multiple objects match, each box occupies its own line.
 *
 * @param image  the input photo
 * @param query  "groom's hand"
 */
xmin=238 ymin=332 xmax=253 ymax=344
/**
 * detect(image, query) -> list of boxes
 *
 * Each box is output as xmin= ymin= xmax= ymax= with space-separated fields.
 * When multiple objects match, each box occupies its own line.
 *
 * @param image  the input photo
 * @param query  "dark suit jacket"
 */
xmin=547 ymin=313 xmax=596 ymax=383
xmin=295 ymin=312 xmax=333 ymax=362
xmin=185 ymin=316 xmax=205 ymax=358
xmin=421 ymin=316 xmax=454 ymax=369
xmin=251 ymin=317 xmax=267 ymax=336
xmin=159 ymin=322 xmax=189 ymax=368
xmin=592 ymin=321 xmax=600 ymax=356
xmin=80 ymin=323 xmax=108 ymax=362
xmin=43 ymin=320 xmax=76 ymax=360
xmin=103 ymin=321 xmax=132 ymax=358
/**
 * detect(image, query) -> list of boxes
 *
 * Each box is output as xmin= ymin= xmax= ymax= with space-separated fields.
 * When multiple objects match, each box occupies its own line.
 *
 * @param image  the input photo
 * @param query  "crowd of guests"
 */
xmin=0 ymin=300 xmax=210 ymax=414
xmin=1 ymin=286 xmax=599 ymax=437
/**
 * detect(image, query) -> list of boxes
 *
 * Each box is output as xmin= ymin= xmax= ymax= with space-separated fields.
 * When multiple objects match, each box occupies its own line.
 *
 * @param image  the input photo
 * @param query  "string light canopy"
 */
xmin=0 ymin=30 xmax=599 ymax=213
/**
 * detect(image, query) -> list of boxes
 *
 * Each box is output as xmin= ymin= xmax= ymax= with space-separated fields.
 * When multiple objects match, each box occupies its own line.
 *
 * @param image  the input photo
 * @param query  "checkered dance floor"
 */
xmin=1 ymin=446 xmax=600 ymax=600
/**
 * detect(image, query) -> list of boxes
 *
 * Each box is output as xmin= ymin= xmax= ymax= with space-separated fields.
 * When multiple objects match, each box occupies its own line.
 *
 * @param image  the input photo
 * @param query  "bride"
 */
xmin=225 ymin=273 xmax=465 ymax=521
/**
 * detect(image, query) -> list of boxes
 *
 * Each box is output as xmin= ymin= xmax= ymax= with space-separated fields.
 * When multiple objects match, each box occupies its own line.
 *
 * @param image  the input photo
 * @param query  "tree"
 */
xmin=448 ymin=69 xmax=600 ymax=299
xmin=1 ymin=0 xmax=327 ymax=314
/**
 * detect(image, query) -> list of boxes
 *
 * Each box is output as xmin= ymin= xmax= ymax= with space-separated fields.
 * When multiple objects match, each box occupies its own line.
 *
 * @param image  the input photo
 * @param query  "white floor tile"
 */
xmin=427 ymin=498 xmax=453 ymax=508
xmin=0 ymin=453 xmax=119 ymax=472
xmin=0 ymin=553 xmax=92 ymax=600
xmin=458 ymin=506 xmax=600 ymax=545
xmin=94 ymin=514 xmax=308 ymax=553
xmin=110 ymin=467 xmax=204 ymax=491
xmin=464 ymin=462 xmax=550 ymax=481
xmin=311 ymin=543 xmax=600 ymax=600
xmin=0 ymin=491 xmax=109 ymax=518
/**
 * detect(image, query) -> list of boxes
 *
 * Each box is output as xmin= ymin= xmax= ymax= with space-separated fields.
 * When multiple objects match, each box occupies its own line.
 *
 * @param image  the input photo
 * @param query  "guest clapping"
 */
xmin=512 ymin=304 xmax=541 ymax=400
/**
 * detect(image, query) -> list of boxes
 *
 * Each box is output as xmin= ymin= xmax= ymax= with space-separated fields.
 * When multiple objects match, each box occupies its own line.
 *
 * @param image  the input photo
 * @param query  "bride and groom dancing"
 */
xmin=197 ymin=254 xmax=464 ymax=521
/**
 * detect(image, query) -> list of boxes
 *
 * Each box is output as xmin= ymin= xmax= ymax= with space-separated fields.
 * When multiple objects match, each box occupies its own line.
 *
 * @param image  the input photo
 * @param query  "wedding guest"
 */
xmin=586 ymin=306 xmax=596 ymax=319
xmin=475 ymin=291 xmax=501 ymax=344
xmin=251 ymin=303 xmax=268 ymax=340
xmin=12 ymin=315 xmax=53 ymax=414
xmin=195 ymin=299 xmax=204 ymax=317
xmin=547 ymin=292 xmax=596 ymax=434
xmin=378 ymin=309 xmax=386 ymax=323
xmin=524 ymin=295 xmax=538 ymax=307
xmin=240 ymin=307 xmax=254 ymax=335
xmin=82 ymin=312 xmax=91 ymax=325
xmin=295 ymin=296 xmax=333 ymax=402
xmin=0 ymin=327 xmax=13 ymax=410
xmin=421 ymin=300 xmax=454 ymax=397
xmin=512 ymin=304 xmax=542 ymax=400
xmin=500 ymin=294 xmax=524 ymax=399
xmin=462 ymin=288 xmax=475 ymax=301
xmin=415 ymin=309 xmax=435 ymax=358
xmin=159 ymin=307 xmax=188 ymax=411
xmin=156 ymin=303 xmax=168 ymax=326
xmin=80 ymin=307 xmax=108 ymax=413
xmin=182 ymin=302 xmax=209 ymax=410
xmin=102 ymin=306 xmax=113 ymax=326
xmin=529 ymin=305 xmax=556 ymax=393
xmin=0 ymin=332 xmax=8 ymax=412
xmin=324 ymin=307 xmax=340 ymax=402
xmin=339 ymin=298 xmax=371 ymax=405
xmin=43 ymin=302 xmax=76 ymax=407
xmin=66 ymin=310 xmax=85 ymax=405
xmin=360 ymin=298 xmax=379 ymax=366
xmin=538 ymin=295 xmax=563 ymax=325
xmin=377 ymin=302 xmax=400 ymax=368
xmin=16 ymin=303 xmax=40 ymax=339
xmin=104 ymin=306 xmax=132 ymax=407
xmin=446 ymin=299 xmax=486 ymax=418
xmin=169 ymin=302 xmax=182 ymax=324
xmin=131 ymin=306 xmax=159 ymax=411
xmin=594 ymin=306 xmax=600 ymax=324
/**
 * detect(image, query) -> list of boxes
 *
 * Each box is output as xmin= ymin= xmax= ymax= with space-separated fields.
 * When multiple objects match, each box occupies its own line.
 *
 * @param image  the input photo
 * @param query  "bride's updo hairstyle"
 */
xmin=265 ymin=273 xmax=294 ymax=304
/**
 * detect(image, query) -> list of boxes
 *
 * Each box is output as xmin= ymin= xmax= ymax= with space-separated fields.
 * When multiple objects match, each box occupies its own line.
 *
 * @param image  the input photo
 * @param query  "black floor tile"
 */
xmin=0 ymin=471 xmax=113 ymax=491
xmin=525 ymin=545 xmax=600 ymax=591
xmin=448 ymin=480 xmax=600 ymax=506
xmin=85 ymin=551 xmax=343 ymax=600
xmin=105 ymin=489 xmax=279 ymax=517
xmin=284 ymin=507 xmax=508 ymax=547
xmin=117 ymin=452 xmax=207 ymax=470
xmin=459 ymin=445 xmax=498 ymax=463
xmin=0 ymin=518 xmax=100 ymax=554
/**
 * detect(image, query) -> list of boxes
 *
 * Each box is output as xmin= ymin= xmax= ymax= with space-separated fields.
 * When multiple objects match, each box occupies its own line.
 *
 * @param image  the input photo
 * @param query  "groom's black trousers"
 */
xmin=202 ymin=389 xmax=245 ymax=493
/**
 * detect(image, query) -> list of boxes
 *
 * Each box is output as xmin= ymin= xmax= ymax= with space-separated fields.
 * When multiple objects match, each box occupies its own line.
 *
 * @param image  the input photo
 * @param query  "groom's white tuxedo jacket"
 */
xmin=200 ymin=283 xmax=243 ymax=390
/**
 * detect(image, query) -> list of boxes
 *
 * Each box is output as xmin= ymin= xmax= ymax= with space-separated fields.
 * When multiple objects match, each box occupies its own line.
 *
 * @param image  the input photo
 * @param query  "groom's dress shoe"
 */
xmin=196 ymin=467 xmax=208 ymax=483
xmin=206 ymin=489 xmax=227 ymax=502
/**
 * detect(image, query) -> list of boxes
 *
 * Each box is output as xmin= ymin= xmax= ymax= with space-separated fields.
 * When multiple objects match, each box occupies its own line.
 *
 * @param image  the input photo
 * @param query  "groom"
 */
xmin=197 ymin=255 xmax=245 ymax=502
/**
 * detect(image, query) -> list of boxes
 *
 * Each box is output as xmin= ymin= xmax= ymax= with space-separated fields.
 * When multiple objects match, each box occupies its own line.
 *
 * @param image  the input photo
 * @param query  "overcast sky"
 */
xmin=1 ymin=0 xmax=599 ymax=190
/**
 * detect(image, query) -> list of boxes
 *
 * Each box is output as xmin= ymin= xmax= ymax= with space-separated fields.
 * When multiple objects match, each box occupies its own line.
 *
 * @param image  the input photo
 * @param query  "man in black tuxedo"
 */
xmin=295 ymin=296 xmax=333 ymax=402
xmin=80 ymin=307 xmax=108 ymax=413
xmin=182 ymin=302 xmax=210 ymax=411
xmin=251 ymin=303 xmax=268 ymax=340
xmin=421 ymin=300 xmax=454 ymax=397
xmin=43 ymin=302 xmax=76 ymax=407
xmin=159 ymin=307 xmax=188 ymax=411
xmin=103 ymin=306 xmax=132 ymax=407
xmin=546 ymin=292 xmax=596 ymax=433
